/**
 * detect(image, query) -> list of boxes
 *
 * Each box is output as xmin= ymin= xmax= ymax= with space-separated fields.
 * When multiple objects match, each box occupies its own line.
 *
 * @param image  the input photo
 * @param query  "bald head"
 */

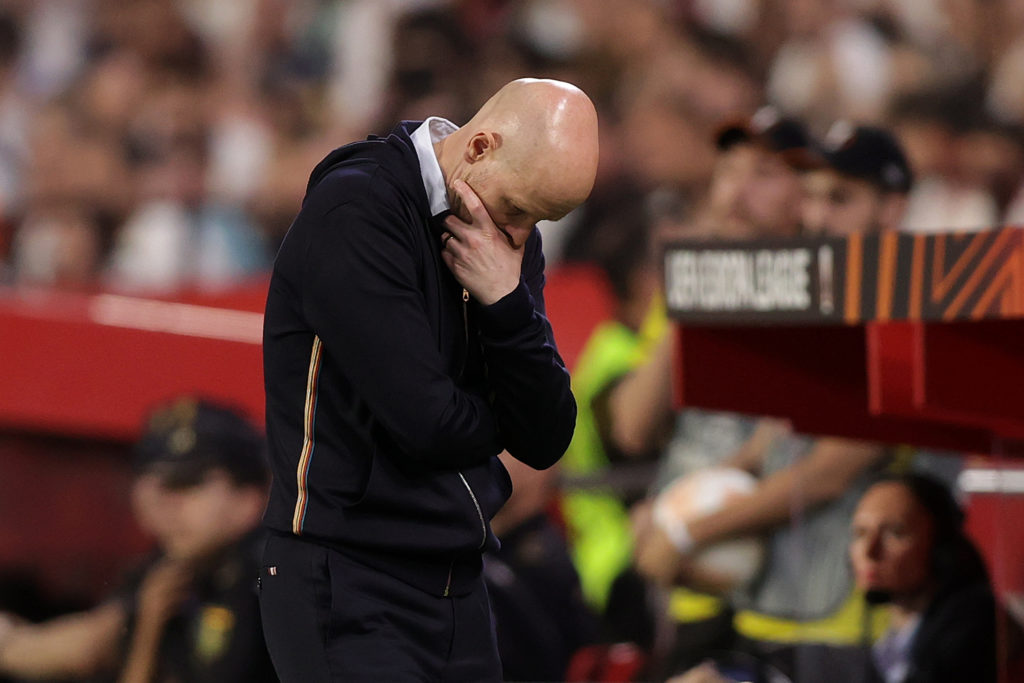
xmin=437 ymin=79 xmax=599 ymax=229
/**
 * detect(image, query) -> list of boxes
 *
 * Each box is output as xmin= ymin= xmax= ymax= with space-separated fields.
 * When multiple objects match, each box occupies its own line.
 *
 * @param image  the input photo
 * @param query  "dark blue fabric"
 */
xmin=259 ymin=532 xmax=502 ymax=682
xmin=261 ymin=122 xmax=576 ymax=595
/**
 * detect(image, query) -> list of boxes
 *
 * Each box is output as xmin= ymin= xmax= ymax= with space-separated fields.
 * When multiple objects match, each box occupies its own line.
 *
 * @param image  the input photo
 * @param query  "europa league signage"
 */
xmin=664 ymin=228 xmax=1024 ymax=325
xmin=664 ymin=239 xmax=841 ymax=324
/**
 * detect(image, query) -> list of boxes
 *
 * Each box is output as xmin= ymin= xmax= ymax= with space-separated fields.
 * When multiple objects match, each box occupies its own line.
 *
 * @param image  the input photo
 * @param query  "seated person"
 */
xmin=633 ymin=118 xmax=919 ymax=680
xmin=0 ymin=398 xmax=275 ymax=683
xmin=668 ymin=472 xmax=996 ymax=683
xmin=849 ymin=473 xmax=996 ymax=683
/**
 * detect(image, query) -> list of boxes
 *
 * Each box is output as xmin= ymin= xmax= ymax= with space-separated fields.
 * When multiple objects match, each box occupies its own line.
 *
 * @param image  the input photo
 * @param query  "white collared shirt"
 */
xmin=410 ymin=117 xmax=459 ymax=217
xmin=873 ymin=613 xmax=921 ymax=683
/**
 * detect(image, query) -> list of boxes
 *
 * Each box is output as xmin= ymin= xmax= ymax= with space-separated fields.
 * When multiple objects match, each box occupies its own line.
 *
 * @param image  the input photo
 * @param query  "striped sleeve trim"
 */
xmin=292 ymin=336 xmax=323 ymax=534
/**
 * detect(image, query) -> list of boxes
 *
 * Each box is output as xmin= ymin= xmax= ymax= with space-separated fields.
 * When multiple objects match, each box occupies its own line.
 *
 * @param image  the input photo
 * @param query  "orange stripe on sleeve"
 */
xmin=292 ymin=336 xmax=323 ymax=535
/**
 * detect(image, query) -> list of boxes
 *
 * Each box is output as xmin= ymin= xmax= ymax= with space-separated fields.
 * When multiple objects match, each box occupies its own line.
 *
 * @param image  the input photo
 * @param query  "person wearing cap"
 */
xmin=705 ymin=106 xmax=816 ymax=240
xmin=649 ymin=124 xmax=917 ymax=679
xmin=801 ymin=122 xmax=913 ymax=236
xmin=577 ymin=108 xmax=822 ymax=676
xmin=622 ymin=110 xmax=899 ymax=678
xmin=0 ymin=398 xmax=276 ymax=683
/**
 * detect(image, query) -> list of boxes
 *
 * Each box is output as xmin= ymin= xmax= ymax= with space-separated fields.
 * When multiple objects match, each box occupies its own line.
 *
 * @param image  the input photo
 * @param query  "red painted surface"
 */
xmin=0 ymin=436 xmax=152 ymax=601
xmin=0 ymin=266 xmax=614 ymax=602
xmin=543 ymin=264 xmax=615 ymax=372
xmin=674 ymin=324 xmax=997 ymax=450
xmin=0 ymin=266 xmax=610 ymax=442
xmin=0 ymin=282 xmax=268 ymax=440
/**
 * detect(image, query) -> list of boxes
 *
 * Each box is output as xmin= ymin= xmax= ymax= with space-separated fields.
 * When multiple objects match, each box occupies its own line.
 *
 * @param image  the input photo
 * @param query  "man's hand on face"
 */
xmin=440 ymin=179 xmax=524 ymax=306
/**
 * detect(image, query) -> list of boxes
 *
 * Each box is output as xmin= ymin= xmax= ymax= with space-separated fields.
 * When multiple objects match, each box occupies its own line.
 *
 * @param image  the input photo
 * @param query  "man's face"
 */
xmin=453 ymin=158 xmax=554 ymax=250
xmin=850 ymin=482 xmax=935 ymax=598
xmin=130 ymin=472 xmax=177 ymax=539
xmin=736 ymin=147 xmax=803 ymax=238
xmin=706 ymin=144 xmax=759 ymax=238
xmin=801 ymin=169 xmax=885 ymax=236
xmin=154 ymin=470 xmax=254 ymax=560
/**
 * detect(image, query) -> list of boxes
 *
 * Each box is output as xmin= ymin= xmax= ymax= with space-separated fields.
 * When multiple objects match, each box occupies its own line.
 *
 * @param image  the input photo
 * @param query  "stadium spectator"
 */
xmin=800 ymin=121 xmax=913 ymax=236
xmin=560 ymin=197 xmax=663 ymax=622
xmin=849 ymin=473 xmax=996 ymax=683
xmin=0 ymin=398 xmax=275 ymax=682
xmin=621 ymin=115 xmax=919 ymax=679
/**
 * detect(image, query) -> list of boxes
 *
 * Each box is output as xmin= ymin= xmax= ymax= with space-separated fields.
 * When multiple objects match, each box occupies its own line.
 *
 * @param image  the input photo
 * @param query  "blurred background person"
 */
xmin=623 ymin=115 xmax=919 ymax=680
xmin=849 ymin=473 xmax=996 ymax=683
xmin=666 ymin=469 xmax=998 ymax=683
xmin=577 ymin=110 xmax=824 ymax=678
xmin=0 ymin=398 xmax=274 ymax=683
xmin=801 ymin=122 xmax=913 ymax=236
xmin=560 ymin=195 xmax=663 ymax=627
xmin=486 ymin=452 xmax=597 ymax=683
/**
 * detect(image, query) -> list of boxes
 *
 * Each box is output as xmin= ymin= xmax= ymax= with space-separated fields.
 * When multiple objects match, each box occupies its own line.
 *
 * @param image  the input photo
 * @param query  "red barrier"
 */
xmin=0 ymin=265 xmax=612 ymax=442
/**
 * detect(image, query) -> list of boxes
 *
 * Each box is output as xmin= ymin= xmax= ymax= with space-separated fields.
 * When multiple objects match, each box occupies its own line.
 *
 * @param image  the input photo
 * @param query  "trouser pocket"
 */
xmin=258 ymin=533 xmax=334 ymax=682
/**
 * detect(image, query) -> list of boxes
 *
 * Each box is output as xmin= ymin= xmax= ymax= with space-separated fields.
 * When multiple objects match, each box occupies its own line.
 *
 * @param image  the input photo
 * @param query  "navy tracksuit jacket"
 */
xmin=261 ymin=121 xmax=576 ymax=597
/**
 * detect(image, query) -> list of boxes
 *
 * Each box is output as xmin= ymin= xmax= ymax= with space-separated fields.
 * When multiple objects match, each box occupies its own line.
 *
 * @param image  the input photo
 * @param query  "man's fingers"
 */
xmin=444 ymin=214 xmax=471 ymax=240
xmin=440 ymin=245 xmax=455 ymax=270
xmin=452 ymin=179 xmax=491 ymax=226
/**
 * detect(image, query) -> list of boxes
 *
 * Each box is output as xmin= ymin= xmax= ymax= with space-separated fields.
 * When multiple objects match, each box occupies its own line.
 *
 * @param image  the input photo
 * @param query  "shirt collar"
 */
xmin=872 ymin=613 xmax=921 ymax=683
xmin=411 ymin=117 xmax=458 ymax=218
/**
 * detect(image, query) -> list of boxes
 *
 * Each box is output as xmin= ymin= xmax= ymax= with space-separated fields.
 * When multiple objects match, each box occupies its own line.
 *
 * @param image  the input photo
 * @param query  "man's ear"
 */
xmin=465 ymin=131 xmax=502 ymax=162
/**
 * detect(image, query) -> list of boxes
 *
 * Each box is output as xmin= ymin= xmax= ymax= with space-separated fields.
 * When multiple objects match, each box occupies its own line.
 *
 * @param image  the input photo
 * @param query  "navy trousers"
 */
xmin=258 ymin=532 xmax=502 ymax=682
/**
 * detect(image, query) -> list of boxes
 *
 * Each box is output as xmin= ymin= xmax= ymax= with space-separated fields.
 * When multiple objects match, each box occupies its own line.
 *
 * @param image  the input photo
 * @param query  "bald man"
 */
xmin=259 ymin=79 xmax=598 ymax=681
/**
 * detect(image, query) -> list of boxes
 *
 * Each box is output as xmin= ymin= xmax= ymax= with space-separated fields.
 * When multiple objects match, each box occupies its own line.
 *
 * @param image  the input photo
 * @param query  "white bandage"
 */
xmin=653 ymin=497 xmax=695 ymax=554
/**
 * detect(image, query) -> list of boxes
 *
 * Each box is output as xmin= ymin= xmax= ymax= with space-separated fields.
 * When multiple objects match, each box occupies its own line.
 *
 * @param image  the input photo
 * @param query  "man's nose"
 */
xmin=501 ymin=221 xmax=532 ymax=247
xmin=865 ymin=533 xmax=884 ymax=559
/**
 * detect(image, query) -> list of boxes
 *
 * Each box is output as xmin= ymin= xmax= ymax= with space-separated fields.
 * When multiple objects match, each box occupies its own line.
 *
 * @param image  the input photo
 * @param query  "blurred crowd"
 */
xmin=2 ymin=0 xmax=1024 ymax=292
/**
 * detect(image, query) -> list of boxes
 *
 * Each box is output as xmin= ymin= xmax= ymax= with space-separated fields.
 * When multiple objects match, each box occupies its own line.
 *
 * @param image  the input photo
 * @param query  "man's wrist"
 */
xmin=474 ymin=279 xmax=534 ymax=336
xmin=653 ymin=499 xmax=695 ymax=554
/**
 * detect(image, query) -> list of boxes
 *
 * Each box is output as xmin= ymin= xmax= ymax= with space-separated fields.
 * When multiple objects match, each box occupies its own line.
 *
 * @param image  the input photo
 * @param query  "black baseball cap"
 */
xmin=714 ymin=106 xmax=817 ymax=168
xmin=133 ymin=397 xmax=269 ymax=489
xmin=818 ymin=121 xmax=913 ymax=193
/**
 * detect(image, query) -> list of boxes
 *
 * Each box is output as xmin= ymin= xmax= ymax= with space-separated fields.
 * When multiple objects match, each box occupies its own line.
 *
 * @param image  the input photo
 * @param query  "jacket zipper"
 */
xmin=447 ymin=287 xmax=484 ymax=598
xmin=458 ymin=288 xmax=469 ymax=379
xmin=457 ymin=288 xmax=486 ymax=549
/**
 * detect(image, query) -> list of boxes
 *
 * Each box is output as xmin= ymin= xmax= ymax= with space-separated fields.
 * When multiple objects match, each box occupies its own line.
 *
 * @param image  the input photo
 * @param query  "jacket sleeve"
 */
xmin=301 ymin=172 xmax=503 ymax=469
xmin=473 ymin=229 xmax=577 ymax=470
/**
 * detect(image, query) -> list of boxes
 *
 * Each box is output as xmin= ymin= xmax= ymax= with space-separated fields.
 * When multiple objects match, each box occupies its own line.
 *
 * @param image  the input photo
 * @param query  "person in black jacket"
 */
xmin=0 ymin=397 xmax=276 ymax=683
xmin=849 ymin=473 xmax=996 ymax=683
xmin=668 ymin=472 xmax=999 ymax=683
xmin=258 ymin=78 xmax=599 ymax=682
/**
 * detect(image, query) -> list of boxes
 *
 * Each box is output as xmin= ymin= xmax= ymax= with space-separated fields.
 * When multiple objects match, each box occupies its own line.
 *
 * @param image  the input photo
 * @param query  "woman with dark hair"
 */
xmin=849 ymin=473 xmax=997 ymax=683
